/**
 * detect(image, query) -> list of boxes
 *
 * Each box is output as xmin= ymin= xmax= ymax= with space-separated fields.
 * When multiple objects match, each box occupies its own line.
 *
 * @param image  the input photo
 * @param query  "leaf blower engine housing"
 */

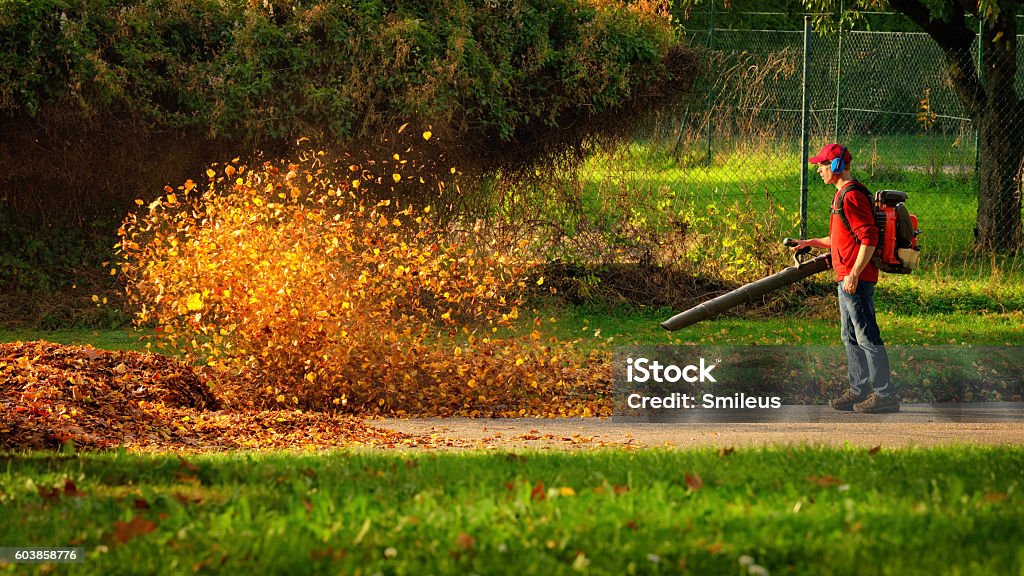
xmin=873 ymin=190 xmax=920 ymax=274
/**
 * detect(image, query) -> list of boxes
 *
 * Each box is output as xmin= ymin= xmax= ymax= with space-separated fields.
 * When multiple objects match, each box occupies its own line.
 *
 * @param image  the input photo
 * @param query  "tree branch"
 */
xmin=953 ymin=0 xmax=979 ymax=18
xmin=887 ymin=0 xmax=973 ymax=50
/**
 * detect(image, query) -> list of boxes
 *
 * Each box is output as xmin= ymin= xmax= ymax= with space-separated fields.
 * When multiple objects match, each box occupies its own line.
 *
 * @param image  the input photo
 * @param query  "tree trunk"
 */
xmin=972 ymin=13 xmax=1022 ymax=252
xmin=928 ymin=9 xmax=1023 ymax=252
xmin=975 ymin=110 xmax=1023 ymax=252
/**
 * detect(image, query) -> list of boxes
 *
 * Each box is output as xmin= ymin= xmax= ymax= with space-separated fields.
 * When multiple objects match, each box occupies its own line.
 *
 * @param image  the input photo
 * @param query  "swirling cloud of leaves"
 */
xmin=117 ymin=152 xmax=608 ymax=416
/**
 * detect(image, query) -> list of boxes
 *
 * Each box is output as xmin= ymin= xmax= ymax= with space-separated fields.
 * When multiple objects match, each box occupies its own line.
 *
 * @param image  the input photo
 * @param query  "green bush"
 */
xmin=0 ymin=0 xmax=691 ymax=146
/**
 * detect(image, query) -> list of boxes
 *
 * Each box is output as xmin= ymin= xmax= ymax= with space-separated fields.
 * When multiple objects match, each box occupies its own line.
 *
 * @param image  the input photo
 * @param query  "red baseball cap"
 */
xmin=808 ymin=143 xmax=851 ymax=165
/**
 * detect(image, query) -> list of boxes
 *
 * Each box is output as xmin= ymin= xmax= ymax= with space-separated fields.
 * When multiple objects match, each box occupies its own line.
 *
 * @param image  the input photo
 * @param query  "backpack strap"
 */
xmin=831 ymin=181 xmax=873 ymax=244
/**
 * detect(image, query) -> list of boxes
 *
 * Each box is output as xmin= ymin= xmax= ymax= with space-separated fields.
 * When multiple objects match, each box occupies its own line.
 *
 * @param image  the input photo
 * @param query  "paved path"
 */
xmin=376 ymin=404 xmax=1024 ymax=449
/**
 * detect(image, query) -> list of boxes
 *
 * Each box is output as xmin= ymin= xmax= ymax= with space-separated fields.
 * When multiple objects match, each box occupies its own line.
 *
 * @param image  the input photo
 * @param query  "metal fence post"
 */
xmin=833 ymin=1 xmax=844 ymax=141
xmin=800 ymin=16 xmax=812 ymax=239
xmin=704 ymin=0 xmax=717 ymax=166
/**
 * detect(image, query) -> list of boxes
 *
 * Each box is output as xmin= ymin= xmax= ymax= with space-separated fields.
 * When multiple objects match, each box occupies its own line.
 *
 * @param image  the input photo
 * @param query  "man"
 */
xmin=791 ymin=143 xmax=898 ymax=413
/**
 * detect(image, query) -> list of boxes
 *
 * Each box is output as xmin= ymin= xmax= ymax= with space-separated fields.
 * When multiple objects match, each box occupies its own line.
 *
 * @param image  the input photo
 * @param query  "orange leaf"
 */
xmin=114 ymin=517 xmax=156 ymax=544
xmin=63 ymin=479 xmax=85 ymax=498
xmin=805 ymin=475 xmax=843 ymax=487
xmin=530 ymin=481 xmax=546 ymax=501
xmin=456 ymin=532 xmax=475 ymax=550
xmin=38 ymin=485 xmax=61 ymax=501
xmin=177 ymin=455 xmax=199 ymax=473
xmin=985 ymin=492 xmax=1008 ymax=504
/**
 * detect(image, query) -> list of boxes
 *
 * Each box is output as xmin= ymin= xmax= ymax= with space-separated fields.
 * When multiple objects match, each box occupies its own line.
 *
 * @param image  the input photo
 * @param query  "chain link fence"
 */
xmin=569 ymin=10 xmax=1022 ymax=290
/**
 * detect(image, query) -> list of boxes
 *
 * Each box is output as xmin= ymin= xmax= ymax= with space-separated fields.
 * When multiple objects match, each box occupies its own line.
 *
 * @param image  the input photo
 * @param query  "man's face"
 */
xmin=816 ymin=162 xmax=837 ymax=185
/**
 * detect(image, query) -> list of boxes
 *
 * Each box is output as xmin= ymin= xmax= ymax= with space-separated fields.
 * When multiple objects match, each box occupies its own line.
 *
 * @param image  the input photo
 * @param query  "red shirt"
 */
xmin=829 ymin=181 xmax=879 ymax=282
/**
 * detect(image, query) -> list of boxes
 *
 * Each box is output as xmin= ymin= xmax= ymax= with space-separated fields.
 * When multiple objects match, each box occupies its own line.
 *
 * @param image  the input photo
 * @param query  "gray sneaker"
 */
xmin=853 ymin=393 xmax=900 ymax=414
xmin=829 ymin=389 xmax=869 ymax=411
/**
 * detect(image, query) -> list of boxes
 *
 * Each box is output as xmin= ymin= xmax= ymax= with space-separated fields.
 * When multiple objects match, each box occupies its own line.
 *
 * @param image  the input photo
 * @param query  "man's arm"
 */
xmin=792 ymin=237 xmax=830 ymax=250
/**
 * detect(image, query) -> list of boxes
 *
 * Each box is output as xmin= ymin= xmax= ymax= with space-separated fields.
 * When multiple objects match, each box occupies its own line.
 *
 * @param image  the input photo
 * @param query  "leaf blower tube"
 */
xmin=661 ymin=239 xmax=833 ymax=332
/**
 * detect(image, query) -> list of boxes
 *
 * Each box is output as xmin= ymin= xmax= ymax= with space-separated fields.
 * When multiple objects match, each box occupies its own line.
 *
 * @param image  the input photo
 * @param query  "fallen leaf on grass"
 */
xmin=805 ymin=475 xmax=844 ymax=487
xmin=985 ymin=492 xmax=1008 ymax=504
xmin=310 ymin=546 xmax=346 ymax=561
xmin=530 ymin=481 xmax=546 ymax=501
xmin=38 ymin=486 xmax=61 ymax=501
xmin=114 ymin=517 xmax=156 ymax=544
xmin=177 ymin=455 xmax=199 ymax=472
xmin=63 ymin=479 xmax=86 ymax=498
xmin=456 ymin=533 xmax=475 ymax=550
xmin=174 ymin=472 xmax=201 ymax=485
xmin=173 ymin=492 xmax=203 ymax=506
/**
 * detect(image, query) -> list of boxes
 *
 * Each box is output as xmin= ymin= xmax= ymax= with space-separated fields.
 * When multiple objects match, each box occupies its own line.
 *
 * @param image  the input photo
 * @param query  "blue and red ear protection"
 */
xmin=830 ymin=146 xmax=848 ymax=173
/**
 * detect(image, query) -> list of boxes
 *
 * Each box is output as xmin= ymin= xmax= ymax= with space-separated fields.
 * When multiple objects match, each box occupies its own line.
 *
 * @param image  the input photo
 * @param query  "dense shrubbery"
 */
xmin=116 ymin=150 xmax=608 ymax=415
xmin=0 ymin=0 xmax=689 ymax=148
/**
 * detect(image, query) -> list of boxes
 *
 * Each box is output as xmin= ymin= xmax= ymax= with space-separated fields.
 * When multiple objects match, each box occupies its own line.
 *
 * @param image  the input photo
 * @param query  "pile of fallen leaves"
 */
xmin=1 ymin=341 xmax=617 ymax=452
xmin=0 ymin=341 xmax=419 ymax=451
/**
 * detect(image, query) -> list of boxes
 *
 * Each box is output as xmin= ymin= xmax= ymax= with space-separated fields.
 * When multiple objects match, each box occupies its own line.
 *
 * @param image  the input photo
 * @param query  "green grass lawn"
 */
xmin=1 ymin=448 xmax=1022 ymax=575
xmin=577 ymin=133 xmax=1008 ymax=257
xmin=0 ymin=328 xmax=150 ymax=351
xmin=549 ymin=308 xmax=1024 ymax=347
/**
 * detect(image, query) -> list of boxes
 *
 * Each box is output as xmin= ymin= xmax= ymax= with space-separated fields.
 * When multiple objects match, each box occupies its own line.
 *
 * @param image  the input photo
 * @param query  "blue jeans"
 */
xmin=837 ymin=281 xmax=893 ymax=397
